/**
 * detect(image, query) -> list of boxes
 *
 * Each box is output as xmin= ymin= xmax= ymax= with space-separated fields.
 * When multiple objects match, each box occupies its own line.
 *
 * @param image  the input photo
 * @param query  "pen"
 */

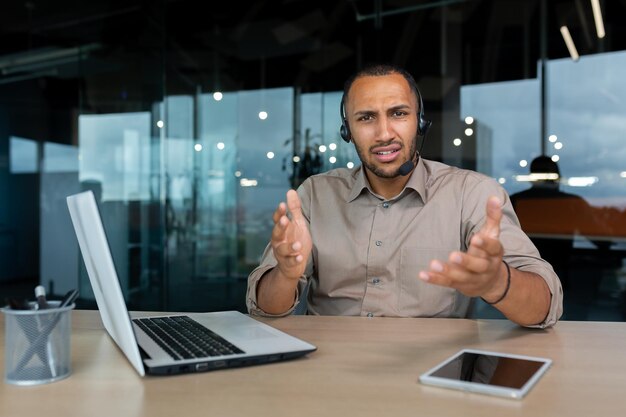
xmin=59 ymin=289 xmax=79 ymax=307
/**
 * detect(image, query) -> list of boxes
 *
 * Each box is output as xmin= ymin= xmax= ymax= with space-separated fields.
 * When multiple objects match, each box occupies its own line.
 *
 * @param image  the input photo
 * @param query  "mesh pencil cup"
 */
xmin=2 ymin=301 xmax=74 ymax=385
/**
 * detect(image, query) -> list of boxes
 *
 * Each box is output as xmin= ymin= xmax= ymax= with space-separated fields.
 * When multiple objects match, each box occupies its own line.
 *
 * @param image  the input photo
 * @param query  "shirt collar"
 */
xmin=347 ymin=160 xmax=428 ymax=203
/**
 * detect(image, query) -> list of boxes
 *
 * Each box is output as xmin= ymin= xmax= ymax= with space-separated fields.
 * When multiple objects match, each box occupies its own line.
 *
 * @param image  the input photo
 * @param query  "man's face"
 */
xmin=345 ymin=73 xmax=419 ymax=179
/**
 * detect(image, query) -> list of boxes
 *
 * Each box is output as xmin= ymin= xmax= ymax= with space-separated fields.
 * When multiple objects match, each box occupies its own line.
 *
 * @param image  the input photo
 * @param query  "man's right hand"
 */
xmin=270 ymin=189 xmax=312 ymax=280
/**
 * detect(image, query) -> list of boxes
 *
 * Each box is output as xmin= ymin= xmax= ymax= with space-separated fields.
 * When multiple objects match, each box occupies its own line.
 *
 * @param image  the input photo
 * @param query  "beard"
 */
xmin=354 ymin=136 xmax=418 ymax=179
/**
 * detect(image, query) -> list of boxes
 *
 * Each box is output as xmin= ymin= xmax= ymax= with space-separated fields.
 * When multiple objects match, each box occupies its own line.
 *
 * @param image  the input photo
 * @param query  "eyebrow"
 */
xmin=352 ymin=104 xmax=412 ymax=117
xmin=388 ymin=104 xmax=412 ymax=113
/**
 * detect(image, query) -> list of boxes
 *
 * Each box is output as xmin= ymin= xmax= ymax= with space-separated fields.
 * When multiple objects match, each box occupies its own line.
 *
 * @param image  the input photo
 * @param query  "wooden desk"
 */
xmin=2 ymin=311 xmax=626 ymax=417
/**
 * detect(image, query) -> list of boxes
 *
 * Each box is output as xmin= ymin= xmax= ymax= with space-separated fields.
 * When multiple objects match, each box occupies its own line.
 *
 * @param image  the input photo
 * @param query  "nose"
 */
xmin=374 ymin=116 xmax=394 ymax=142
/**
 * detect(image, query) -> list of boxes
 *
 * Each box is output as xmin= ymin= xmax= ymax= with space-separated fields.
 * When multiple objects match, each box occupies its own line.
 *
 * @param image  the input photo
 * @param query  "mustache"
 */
xmin=369 ymin=140 xmax=404 ymax=152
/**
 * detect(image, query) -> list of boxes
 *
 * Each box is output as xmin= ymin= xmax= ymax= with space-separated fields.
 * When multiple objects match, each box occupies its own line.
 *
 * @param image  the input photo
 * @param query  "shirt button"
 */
xmin=367 ymin=312 xmax=374 ymax=318
xmin=375 ymin=240 xmax=382 ymax=246
xmin=382 ymin=202 xmax=390 ymax=208
xmin=372 ymin=278 xmax=380 ymax=285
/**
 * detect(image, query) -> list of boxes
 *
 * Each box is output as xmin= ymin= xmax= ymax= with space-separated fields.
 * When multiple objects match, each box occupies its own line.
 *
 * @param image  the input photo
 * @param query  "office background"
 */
xmin=0 ymin=0 xmax=624 ymax=320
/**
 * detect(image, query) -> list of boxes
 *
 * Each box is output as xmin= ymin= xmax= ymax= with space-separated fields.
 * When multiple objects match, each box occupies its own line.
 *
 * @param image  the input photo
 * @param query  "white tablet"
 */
xmin=418 ymin=349 xmax=552 ymax=399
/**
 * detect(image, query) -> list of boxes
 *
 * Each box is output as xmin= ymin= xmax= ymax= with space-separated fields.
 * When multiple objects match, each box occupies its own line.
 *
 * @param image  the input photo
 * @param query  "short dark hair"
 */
xmin=342 ymin=63 xmax=421 ymax=108
xmin=530 ymin=155 xmax=560 ymax=176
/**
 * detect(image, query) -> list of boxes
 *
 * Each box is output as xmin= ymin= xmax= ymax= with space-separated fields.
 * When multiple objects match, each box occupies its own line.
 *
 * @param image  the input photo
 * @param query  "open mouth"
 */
xmin=372 ymin=146 xmax=401 ymax=162
xmin=376 ymin=149 xmax=399 ymax=155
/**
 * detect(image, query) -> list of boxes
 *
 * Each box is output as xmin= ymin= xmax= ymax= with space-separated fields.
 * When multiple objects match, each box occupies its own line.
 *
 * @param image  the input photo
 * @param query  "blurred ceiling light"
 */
xmin=259 ymin=111 xmax=268 ymax=120
xmin=464 ymin=116 xmax=474 ymax=124
xmin=194 ymin=143 xmax=202 ymax=152
xmin=329 ymin=143 xmax=337 ymax=150
xmin=554 ymin=142 xmax=563 ymax=150
xmin=519 ymin=160 xmax=528 ymax=168
xmin=620 ymin=171 xmax=626 ymax=178
xmin=453 ymin=138 xmax=462 ymax=146
xmin=347 ymin=162 xmax=354 ymax=169
xmin=498 ymin=177 xmax=506 ymax=184
xmin=329 ymin=156 xmax=337 ymax=164
xmin=560 ymin=26 xmax=580 ymax=61
xmin=0 ymin=44 xmax=100 ymax=76
xmin=515 ymin=173 xmax=560 ymax=182
xmin=548 ymin=134 xmax=558 ymax=142
xmin=217 ymin=142 xmax=225 ymax=150
xmin=213 ymin=91 xmax=223 ymax=101
xmin=591 ymin=0 xmax=606 ymax=39
xmin=319 ymin=145 xmax=327 ymax=153
xmin=464 ymin=128 xmax=473 ymax=136
xmin=293 ymin=155 xmax=301 ymax=163
xmin=551 ymin=155 xmax=560 ymax=162
xmin=240 ymin=178 xmax=258 ymax=187
xmin=266 ymin=151 xmax=274 ymax=159
xmin=156 ymin=120 xmax=164 ymax=128
xmin=567 ymin=177 xmax=598 ymax=187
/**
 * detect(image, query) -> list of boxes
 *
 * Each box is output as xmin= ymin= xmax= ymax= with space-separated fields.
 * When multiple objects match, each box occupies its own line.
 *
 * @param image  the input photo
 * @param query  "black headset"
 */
xmin=339 ymin=79 xmax=431 ymax=143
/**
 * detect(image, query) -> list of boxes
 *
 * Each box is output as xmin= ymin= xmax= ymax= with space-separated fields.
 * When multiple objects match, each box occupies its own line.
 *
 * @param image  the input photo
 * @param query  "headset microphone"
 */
xmin=398 ymin=159 xmax=414 ymax=176
xmin=398 ymin=124 xmax=428 ymax=176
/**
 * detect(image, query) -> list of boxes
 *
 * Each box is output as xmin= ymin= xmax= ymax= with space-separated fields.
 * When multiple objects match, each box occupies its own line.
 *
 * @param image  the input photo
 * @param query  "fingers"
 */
xmin=270 ymin=190 xmax=307 ymax=265
xmin=272 ymin=202 xmax=287 ymax=225
xmin=468 ymin=233 xmax=503 ymax=258
xmin=481 ymin=196 xmax=502 ymax=239
xmin=466 ymin=196 xmax=503 ymax=257
xmin=419 ymin=257 xmax=487 ymax=296
xmin=447 ymin=251 xmax=491 ymax=274
xmin=271 ymin=203 xmax=289 ymax=243
xmin=273 ymin=240 xmax=303 ymax=261
xmin=271 ymin=190 xmax=300 ymax=242
xmin=419 ymin=248 xmax=502 ymax=297
xmin=419 ymin=252 xmax=488 ymax=283
xmin=286 ymin=189 xmax=304 ymax=222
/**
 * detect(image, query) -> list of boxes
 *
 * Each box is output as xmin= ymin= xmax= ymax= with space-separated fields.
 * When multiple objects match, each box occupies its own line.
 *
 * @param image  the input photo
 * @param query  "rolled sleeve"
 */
xmin=507 ymin=257 xmax=564 ymax=328
xmin=246 ymin=245 xmax=308 ymax=317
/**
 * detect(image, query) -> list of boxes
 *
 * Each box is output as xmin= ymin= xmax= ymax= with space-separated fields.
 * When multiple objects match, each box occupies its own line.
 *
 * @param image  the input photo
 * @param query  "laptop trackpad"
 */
xmin=227 ymin=326 xmax=280 ymax=339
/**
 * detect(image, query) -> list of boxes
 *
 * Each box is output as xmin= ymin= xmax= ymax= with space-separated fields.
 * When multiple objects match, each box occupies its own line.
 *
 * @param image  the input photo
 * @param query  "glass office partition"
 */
xmin=76 ymin=113 xmax=157 ymax=303
xmin=1 ymin=0 xmax=626 ymax=320
xmin=545 ymin=52 xmax=626 ymax=320
xmin=462 ymin=50 xmax=626 ymax=320
xmin=461 ymin=79 xmax=541 ymax=186
xmin=160 ymin=87 xmax=295 ymax=311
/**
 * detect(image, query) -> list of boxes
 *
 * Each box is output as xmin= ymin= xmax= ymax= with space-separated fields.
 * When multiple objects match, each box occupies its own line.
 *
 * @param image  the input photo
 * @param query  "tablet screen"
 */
xmin=419 ymin=349 xmax=552 ymax=399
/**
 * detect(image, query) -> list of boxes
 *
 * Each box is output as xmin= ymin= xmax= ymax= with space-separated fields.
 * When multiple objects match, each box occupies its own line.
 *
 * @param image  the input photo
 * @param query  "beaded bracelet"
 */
xmin=481 ymin=260 xmax=511 ymax=305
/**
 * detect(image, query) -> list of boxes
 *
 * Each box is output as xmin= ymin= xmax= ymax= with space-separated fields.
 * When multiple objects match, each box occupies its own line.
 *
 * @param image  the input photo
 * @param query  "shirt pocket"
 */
xmin=398 ymin=246 xmax=458 ymax=317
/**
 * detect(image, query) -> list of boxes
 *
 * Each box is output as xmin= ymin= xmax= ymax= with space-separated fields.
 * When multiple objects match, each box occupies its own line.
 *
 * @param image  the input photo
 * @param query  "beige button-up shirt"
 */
xmin=247 ymin=159 xmax=563 ymax=328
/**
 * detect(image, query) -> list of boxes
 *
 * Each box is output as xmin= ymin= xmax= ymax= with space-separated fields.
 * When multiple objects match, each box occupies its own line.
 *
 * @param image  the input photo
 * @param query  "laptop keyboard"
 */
xmin=133 ymin=316 xmax=245 ymax=360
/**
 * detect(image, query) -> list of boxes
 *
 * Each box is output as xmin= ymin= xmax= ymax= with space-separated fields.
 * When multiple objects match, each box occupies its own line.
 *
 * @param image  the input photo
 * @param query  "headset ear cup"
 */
xmin=418 ymin=114 xmax=432 ymax=137
xmin=340 ymin=120 xmax=351 ymax=143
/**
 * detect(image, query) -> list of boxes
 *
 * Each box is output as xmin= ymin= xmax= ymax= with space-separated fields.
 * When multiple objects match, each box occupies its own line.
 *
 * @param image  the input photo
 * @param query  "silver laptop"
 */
xmin=67 ymin=190 xmax=316 ymax=376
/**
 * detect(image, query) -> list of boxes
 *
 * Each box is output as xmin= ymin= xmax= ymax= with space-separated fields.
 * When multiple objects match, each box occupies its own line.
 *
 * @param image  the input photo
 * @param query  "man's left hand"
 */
xmin=418 ymin=196 xmax=508 ymax=300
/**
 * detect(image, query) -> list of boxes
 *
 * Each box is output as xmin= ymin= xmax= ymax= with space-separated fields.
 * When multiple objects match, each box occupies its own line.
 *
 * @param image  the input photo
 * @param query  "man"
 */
xmin=247 ymin=64 xmax=562 ymax=328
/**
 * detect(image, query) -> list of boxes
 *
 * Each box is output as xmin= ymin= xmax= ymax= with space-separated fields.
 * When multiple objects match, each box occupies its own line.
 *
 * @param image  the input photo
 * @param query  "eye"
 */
xmin=357 ymin=114 xmax=374 ymax=122
xmin=392 ymin=110 xmax=408 ymax=117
